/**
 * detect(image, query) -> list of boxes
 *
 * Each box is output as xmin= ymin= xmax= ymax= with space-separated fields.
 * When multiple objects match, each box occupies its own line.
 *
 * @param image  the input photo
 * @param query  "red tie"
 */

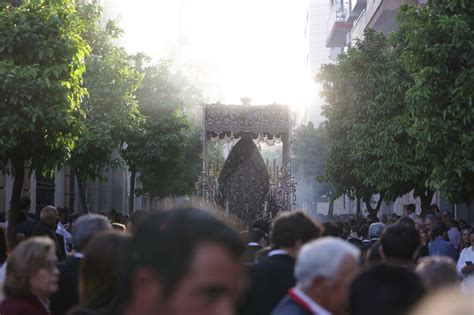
xmin=288 ymin=288 xmax=316 ymax=315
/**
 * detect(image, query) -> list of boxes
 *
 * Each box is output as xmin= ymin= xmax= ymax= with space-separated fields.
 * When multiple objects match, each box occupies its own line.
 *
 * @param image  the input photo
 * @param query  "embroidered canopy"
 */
xmin=203 ymin=104 xmax=291 ymax=140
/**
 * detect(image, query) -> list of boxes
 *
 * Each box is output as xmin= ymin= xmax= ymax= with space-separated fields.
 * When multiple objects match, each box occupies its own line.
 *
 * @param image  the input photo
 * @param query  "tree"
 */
xmin=69 ymin=1 xmax=143 ymax=212
xmin=122 ymin=55 xmax=203 ymax=212
xmin=0 ymin=0 xmax=89 ymax=245
xmin=396 ymin=1 xmax=474 ymax=203
xmin=318 ymin=30 xmax=433 ymax=217
xmin=318 ymin=36 xmax=382 ymax=217
xmin=292 ymin=122 xmax=332 ymax=214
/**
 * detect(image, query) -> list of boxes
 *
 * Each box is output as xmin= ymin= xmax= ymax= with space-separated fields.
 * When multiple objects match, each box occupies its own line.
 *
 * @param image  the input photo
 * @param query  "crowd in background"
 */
xmin=0 ymin=197 xmax=472 ymax=315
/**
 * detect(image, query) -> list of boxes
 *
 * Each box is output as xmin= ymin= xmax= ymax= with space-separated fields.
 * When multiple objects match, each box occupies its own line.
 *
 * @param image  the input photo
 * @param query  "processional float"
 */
xmin=199 ymin=103 xmax=296 ymax=226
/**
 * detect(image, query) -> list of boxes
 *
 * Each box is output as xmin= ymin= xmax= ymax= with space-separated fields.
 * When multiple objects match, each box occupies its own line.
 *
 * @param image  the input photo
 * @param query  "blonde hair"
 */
xmin=4 ymin=237 xmax=55 ymax=297
xmin=409 ymin=287 xmax=472 ymax=315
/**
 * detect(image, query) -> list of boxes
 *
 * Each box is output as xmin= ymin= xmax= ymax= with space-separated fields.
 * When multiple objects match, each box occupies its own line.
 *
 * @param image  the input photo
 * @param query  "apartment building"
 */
xmin=326 ymin=0 xmax=420 ymax=50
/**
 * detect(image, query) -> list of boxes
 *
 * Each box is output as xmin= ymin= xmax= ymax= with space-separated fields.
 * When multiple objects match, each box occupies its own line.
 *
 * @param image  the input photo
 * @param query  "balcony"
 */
xmin=366 ymin=0 xmax=418 ymax=34
xmin=346 ymin=0 xmax=367 ymax=24
xmin=326 ymin=3 xmax=352 ymax=48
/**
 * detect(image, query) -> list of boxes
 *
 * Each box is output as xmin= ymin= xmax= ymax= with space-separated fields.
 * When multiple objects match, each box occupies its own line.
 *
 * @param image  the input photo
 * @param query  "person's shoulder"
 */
xmin=272 ymin=295 xmax=310 ymax=315
xmin=252 ymin=254 xmax=293 ymax=269
xmin=1 ymin=295 xmax=48 ymax=314
xmin=458 ymin=247 xmax=468 ymax=257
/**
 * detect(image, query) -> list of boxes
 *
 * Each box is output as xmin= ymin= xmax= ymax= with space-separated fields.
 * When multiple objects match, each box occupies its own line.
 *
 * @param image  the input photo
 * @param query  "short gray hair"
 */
xmin=295 ymin=237 xmax=360 ymax=289
xmin=40 ymin=206 xmax=58 ymax=222
xmin=72 ymin=214 xmax=111 ymax=251
xmin=369 ymin=223 xmax=386 ymax=239
xmin=416 ymin=256 xmax=458 ymax=291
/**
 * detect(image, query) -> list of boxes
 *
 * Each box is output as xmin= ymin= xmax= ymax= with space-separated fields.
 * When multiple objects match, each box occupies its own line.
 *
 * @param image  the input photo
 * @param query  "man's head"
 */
xmin=19 ymin=196 xmax=31 ymax=214
xmin=416 ymin=256 xmax=458 ymax=292
xmin=425 ymin=215 xmax=439 ymax=234
xmin=405 ymin=204 xmax=416 ymax=215
xmin=56 ymin=207 xmax=69 ymax=224
xmin=294 ymin=237 xmax=360 ymax=315
xmin=72 ymin=214 xmax=111 ymax=252
xmin=429 ymin=204 xmax=440 ymax=215
xmin=247 ymin=228 xmax=266 ymax=246
xmin=368 ymin=223 xmax=385 ymax=239
xmin=380 ymin=223 xmax=420 ymax=263
xmin=441 ymin=211 xmax=452 ymax=223
xmin=349 ymin=264 xmax=425 ymax=315
xmin=271 ymin=211 xmax=322 ymax=256
xmin=431 ymin=222 xmax=448 ymax=241
xmin=322 ymin=221 xmax=341 ymax=237
xmin=122 ymin=207 xmax=246 ymax=315
xmin=251 ymin=218 xmax=270 ymax=235
xmin=40 ymin=206 xmax=58 ymax=230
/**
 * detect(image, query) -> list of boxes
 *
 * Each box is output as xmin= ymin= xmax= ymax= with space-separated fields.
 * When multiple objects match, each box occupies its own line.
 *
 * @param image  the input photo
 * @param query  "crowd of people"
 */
xmin=0 ymin=197 xmax=472 ymax=315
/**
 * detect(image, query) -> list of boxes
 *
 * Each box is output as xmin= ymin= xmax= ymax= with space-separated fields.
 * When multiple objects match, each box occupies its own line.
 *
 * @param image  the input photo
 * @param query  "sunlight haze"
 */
xmin=106 ymin=0 xmax=319 ymax=117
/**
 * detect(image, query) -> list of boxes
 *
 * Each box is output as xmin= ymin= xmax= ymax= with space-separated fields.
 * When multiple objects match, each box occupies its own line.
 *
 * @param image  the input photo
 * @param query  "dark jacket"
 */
xmin=272 ymin=295 xmax=313 ymax=315
xmin=245 ymin=244 xmax=263 ymax=264
xmin=17 ymin=214 xmax=37 ymax=237
xmin=0 ymin=294 xmax=50 ymax=315
xmin=50 ymin=256 xmax=82 ymax=315
xmin=31 ymin=221 xmax=66 ymax=262
xmin=240 ymin=253 xmax=295 ymax=315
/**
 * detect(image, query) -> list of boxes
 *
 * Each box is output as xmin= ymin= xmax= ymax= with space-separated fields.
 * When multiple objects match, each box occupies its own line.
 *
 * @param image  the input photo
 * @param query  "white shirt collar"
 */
xmin=268 ymin=249 xmax=289 ymax=257
xmin=74 ymin=252 xmax=84 ymax=259
xmin=292 ymin=287 xmax=332 ymax=315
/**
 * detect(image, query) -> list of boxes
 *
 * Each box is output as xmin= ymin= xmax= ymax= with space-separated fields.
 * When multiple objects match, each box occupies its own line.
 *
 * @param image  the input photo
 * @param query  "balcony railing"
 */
xmin=327 ymin=4 xmax=346 ymax=36
xmin=351 ymin=9 xmax=367 ymax=44
xmin=366 ymin=0 xmax=382 ymax=24
xmin=327 ymin=0 xmax=352 ymax=47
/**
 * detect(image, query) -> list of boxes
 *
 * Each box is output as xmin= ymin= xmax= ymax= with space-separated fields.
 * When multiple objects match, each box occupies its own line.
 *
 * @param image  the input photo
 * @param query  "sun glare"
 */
xmin=118 ymin=0 xmax=316 ymax=118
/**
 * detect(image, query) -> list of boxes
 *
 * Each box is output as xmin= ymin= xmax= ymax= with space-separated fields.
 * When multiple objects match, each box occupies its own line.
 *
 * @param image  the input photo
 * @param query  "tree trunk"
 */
xmin=76 ymin=175 xmax=89 ymax=213
xmin=356 ymin=197 xmax=361 ymax=215
xmin=7 ymin=158 xmax=25 ymax=248
xmin=419 ymin=189 xmax=435 ymax=217
xmin=328 ymin=197 xmax=334 ymax=217
xmin=364 ymin=193 xmax=384 ymax=218
xmin=128 ymin=169 xmax=136 ymax=215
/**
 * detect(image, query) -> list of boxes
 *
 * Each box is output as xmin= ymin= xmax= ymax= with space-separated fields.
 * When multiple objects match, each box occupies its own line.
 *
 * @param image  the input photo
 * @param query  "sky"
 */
xmin=103 ymin=0 xmax=329 ymax=120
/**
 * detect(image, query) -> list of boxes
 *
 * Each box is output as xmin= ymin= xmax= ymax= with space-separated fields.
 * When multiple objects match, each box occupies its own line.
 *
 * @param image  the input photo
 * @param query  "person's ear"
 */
xmin=311 ymin=276 xmax=327 ymax=293
xmin=127 ymin=267 xmax=163 ymax=315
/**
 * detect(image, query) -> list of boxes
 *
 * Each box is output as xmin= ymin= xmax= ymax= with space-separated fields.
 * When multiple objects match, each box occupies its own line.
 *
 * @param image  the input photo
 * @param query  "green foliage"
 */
xmin=396 ymin=1 xmax=474 ymax=201
xmin=122 ymin=54 xmax=204 ymax=198
xmin=0 ymin=0 xmax=89 ymax=243
xmin=130 ymin=114 xmax=191 ymax=198
xmin=318 ymin=30 xmax=434 ymax=214
xmin=69 ymin=0 xmax=143 ymax=182
xmin=318 ymin=0 xmax=474 ymax=210
xmin=0 ymin=0 xmax=89 ymax=171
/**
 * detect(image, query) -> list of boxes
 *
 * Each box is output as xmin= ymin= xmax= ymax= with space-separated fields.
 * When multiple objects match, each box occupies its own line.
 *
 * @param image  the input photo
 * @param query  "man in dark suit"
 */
xmin=273 ymin=238 xmax=361 ymax=315
xmin=16 ymin=196 xmax=37 ymax=237
xmin=240 ymin=212 xmax=322 ymax=315
xmin=50 ymin=214 xmax=111 ymax=315
xmin=31 ymin=206 xmax=66 ymax=261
